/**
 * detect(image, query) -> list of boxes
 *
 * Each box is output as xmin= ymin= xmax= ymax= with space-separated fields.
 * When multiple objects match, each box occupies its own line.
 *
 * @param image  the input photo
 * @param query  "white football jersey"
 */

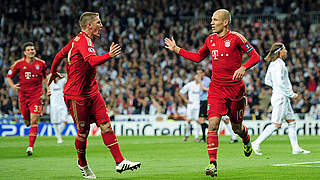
xmin=265 ymin=58 xmax=294 ymax=98
xmin=50 ymin=77 xmax=67 ymax=107
xmin=180 ymin=80 xmax=201 ymax=108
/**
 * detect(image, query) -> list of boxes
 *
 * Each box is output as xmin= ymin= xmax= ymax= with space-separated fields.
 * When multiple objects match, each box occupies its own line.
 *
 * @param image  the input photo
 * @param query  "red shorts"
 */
xmin=207 ymin=82 xmax=246 ymax=124
xmin=65 ymin=93 xmax=110 ymax=134
xmin=19 ymin=96 xmax=42 ymax=122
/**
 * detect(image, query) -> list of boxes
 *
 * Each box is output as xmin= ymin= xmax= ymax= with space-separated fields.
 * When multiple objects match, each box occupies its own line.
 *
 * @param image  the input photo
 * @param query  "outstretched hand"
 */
xmin=232 ymin=66 xmax=246 ymax=80
xmin=164 ymin=37 xmax=180 ymax=53
xmin=109 ymin=42 xmax=122 ymax=57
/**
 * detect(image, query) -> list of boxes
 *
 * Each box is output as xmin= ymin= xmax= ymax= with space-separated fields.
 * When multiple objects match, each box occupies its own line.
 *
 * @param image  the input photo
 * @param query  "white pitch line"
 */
xmin=273 ymin=161 xmax=320 ymax=167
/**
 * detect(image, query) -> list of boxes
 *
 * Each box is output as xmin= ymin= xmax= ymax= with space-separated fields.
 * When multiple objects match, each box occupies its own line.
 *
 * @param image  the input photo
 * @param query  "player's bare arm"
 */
xmin=164 ymin=37 xmax=180 ymax=54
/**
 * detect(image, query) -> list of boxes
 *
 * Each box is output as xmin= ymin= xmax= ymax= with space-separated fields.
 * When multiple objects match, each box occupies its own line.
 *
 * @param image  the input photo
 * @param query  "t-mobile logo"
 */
xmin=25 ymin=72 xmax=31 ymax=79
xmin=212 ymin=50 xmax=218 ymax=60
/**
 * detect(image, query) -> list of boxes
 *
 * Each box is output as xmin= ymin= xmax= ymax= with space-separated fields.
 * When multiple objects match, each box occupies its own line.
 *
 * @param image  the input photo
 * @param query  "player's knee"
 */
xmin=273 ymin=123 xmax=281 ymax=129
xmin=100 ymin=122 xmax=112 ymax=133
xmin=233 ymin=128 xmax=242 ymax=135
xmin=78 ymin=133 xmax=88 ymax=139
xmin=287 ymin=121 xmax=296 ymax=127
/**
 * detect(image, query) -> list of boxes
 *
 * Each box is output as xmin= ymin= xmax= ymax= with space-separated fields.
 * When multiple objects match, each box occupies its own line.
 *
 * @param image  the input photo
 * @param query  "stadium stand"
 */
xmin=0 ymin=0 xmax=319 ymax=122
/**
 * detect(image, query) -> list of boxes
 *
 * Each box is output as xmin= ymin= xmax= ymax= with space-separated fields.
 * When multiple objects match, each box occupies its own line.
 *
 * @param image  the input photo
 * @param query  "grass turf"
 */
xmin=0 ymin=135 xmax=319 ymax=180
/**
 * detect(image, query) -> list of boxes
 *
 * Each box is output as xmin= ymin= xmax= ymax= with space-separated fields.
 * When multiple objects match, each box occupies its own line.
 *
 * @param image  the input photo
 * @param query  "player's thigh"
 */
xmin=271 ymin=97 xmax=286 ymax=124
xmin=51 ymin=106 xmax=68 ymax=123
xmin=19 ymin=98 xmax=30 ymax=122
xmin=285 ymin=100 xmax=295 ymax=120
xmin=207 ymin=95 xmax=228 ymax=119
xmin=29 ymin=98 xmax=42 ymax=115
xmin=188 ymin=108 xmax=200 ymax=121
xmin=29 ymin=98 xmax=42 ymax=123
xmin=65 ymin=98 xmax=91 ymax=134
xmin=228 ymin=97 xmax=246 ymax=124
xmin=90 ymin=94 xmax=110 ymax=127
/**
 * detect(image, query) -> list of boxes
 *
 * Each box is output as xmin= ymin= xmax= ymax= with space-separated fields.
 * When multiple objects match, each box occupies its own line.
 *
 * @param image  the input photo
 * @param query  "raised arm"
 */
xmin=86 ymin=42 xmax=121 ymax=66
xmin=164 ymin=37 xmax=209 ymax=63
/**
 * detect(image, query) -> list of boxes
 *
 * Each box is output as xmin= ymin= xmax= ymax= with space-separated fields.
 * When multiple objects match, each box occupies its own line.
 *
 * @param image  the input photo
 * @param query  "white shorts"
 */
xmin=50 ymin=105 xmax=68 ymax=124
xmin=187 ymin=107 xmax=200 ymax=121
xmin=271 ymin=94 xmax=295 ymax=124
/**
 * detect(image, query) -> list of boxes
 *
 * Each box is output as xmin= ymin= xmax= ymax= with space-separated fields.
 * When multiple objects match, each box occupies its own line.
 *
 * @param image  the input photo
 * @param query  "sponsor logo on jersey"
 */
xmin=225 ymin=40 xmax=231 ymax=47
xmin=25 ymin=72 xmax=31 ymax=79
xmin=88 ymin=47 xmax=95 ymax=53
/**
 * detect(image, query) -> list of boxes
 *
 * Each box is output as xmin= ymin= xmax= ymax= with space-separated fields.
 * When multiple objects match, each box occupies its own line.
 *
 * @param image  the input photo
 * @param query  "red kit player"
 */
xmin=165 ymin=9 xmax=261 ymax=177
xmin=7 ymin=42 xmax=48 ymax=156
xmin=48 ymin=12 xmax=140 ymax=179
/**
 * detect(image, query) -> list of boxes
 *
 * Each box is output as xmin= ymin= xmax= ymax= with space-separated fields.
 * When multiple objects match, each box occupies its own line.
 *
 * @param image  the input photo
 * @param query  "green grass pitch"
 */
xmin=0 ymin=135 xmax=319 ymax=180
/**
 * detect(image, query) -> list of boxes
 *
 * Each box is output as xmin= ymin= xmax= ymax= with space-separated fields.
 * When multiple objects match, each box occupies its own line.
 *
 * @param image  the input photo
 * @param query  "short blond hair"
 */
xmin=215 ymin=9 xmax=231 ymax=25
xmin=79 ymin=12 xmax=99 ymax=30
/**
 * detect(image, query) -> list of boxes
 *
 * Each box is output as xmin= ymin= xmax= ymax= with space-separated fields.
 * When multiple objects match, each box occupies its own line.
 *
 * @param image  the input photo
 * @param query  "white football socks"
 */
xmin=288 ymin=121 xmax=300 ymax=150
xmin=254 ymin=123 xmax=277 ymax=145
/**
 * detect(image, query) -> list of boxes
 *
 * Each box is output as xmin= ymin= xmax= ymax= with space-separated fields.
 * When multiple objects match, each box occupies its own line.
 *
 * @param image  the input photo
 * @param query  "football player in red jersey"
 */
xmin=165 ymin=9 xmax=261 ymax=177
xmin=7 ymin=42 xmax=48 ymax=156
xmin=48 ymin=12 xmax=140 ymax=179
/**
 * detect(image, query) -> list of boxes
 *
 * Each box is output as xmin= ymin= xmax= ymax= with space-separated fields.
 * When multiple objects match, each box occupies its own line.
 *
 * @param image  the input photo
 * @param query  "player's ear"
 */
xmin=224 ymin=19 xmax=229 ymax=26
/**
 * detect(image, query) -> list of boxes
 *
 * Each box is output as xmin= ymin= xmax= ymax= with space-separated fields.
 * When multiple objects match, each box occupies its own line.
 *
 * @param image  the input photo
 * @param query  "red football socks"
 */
xmin=75 ymin=135 xmax=87 ymax=167
xmin=101 ymin=129 xmax=124 ymax=164
xmin=239 ymin=125 xmax=250 ymax=144
xmin=28 ymin=123 xmax=38 ymax=147
xmin=207 ymin=131 xmax=219 ymax=163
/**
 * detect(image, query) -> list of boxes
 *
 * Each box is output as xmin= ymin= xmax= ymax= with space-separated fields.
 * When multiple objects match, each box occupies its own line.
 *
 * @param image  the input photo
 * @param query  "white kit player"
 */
xmin=49 ymin=75 xmax=68 ymax=143
xmin=252 ymin=43 xmax=310 ymax=155
xmin=179 ymin=74 xmax=201 ymax=142
xmin=218 ymin=115 xmax=239 ymax=143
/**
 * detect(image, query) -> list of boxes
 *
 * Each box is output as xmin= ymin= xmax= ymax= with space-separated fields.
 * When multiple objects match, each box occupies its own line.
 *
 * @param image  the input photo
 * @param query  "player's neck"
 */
xmin=83 ymin=30 xmax=93 ymax=39
xmin=25 ymin=57 xmax=34 ymax=63
xmin=217 ymin=29 xmax=228 ymax=37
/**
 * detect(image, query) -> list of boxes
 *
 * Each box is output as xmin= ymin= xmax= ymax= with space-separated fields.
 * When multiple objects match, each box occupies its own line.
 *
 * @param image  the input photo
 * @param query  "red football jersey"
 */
xmin=7 ymin=57 xmax=47 ymax=98
xmin=62 ymin=31 xmax=99 ymax=100
xmin=179 ymin=30 xmax=260 ymax=86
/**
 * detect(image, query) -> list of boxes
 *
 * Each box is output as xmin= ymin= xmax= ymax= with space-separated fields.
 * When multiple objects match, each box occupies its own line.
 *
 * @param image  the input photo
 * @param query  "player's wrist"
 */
xmin=174 ymin=46 xmax=180 ymax=54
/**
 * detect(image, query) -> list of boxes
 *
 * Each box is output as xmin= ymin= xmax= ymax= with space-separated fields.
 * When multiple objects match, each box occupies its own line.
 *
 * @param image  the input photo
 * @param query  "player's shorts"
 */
xmin=271 ymin=94 xmax=295 ymax=124
xmin=64 ymin=93 xmax=110 ymax=134
xmin=187 ymin=106 xmax=200 ymax=121
xmin=50 ymin=105 xmax=68 ymax=124
xmin=207 ymin=82 xmax=246 ymax=124
xmin=199 ymin=100 xmax=208 ymax=118
xmin=19 ymin=96 xmax=42 ymax=122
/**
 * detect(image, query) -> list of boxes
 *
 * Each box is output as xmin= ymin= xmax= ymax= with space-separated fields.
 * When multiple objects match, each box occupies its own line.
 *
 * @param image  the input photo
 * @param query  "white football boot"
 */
xmin=116 ymin=159 xmax=141 ymax=173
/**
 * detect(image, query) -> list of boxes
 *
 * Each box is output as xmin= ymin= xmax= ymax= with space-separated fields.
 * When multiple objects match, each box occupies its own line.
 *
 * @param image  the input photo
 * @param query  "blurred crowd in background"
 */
xmin=0 ymin=0 xmax=320 ymax=121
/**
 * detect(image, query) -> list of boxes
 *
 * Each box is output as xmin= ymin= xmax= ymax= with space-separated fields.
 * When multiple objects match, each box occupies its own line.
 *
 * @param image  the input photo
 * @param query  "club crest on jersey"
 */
xmin=8 ymin=70 xmax=12 ymax=75
xmin=225 ymin=40 xmax=231 ymax=47
xmin=23 ymin=66 xmax=27 ymax=69
xmin=88 ymin=47 xmax=95 ymax=53
xmin=35 ymin=65 xmax=40 ymax=70
xmin=210 ymin=39 xmax=215 ymax=46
